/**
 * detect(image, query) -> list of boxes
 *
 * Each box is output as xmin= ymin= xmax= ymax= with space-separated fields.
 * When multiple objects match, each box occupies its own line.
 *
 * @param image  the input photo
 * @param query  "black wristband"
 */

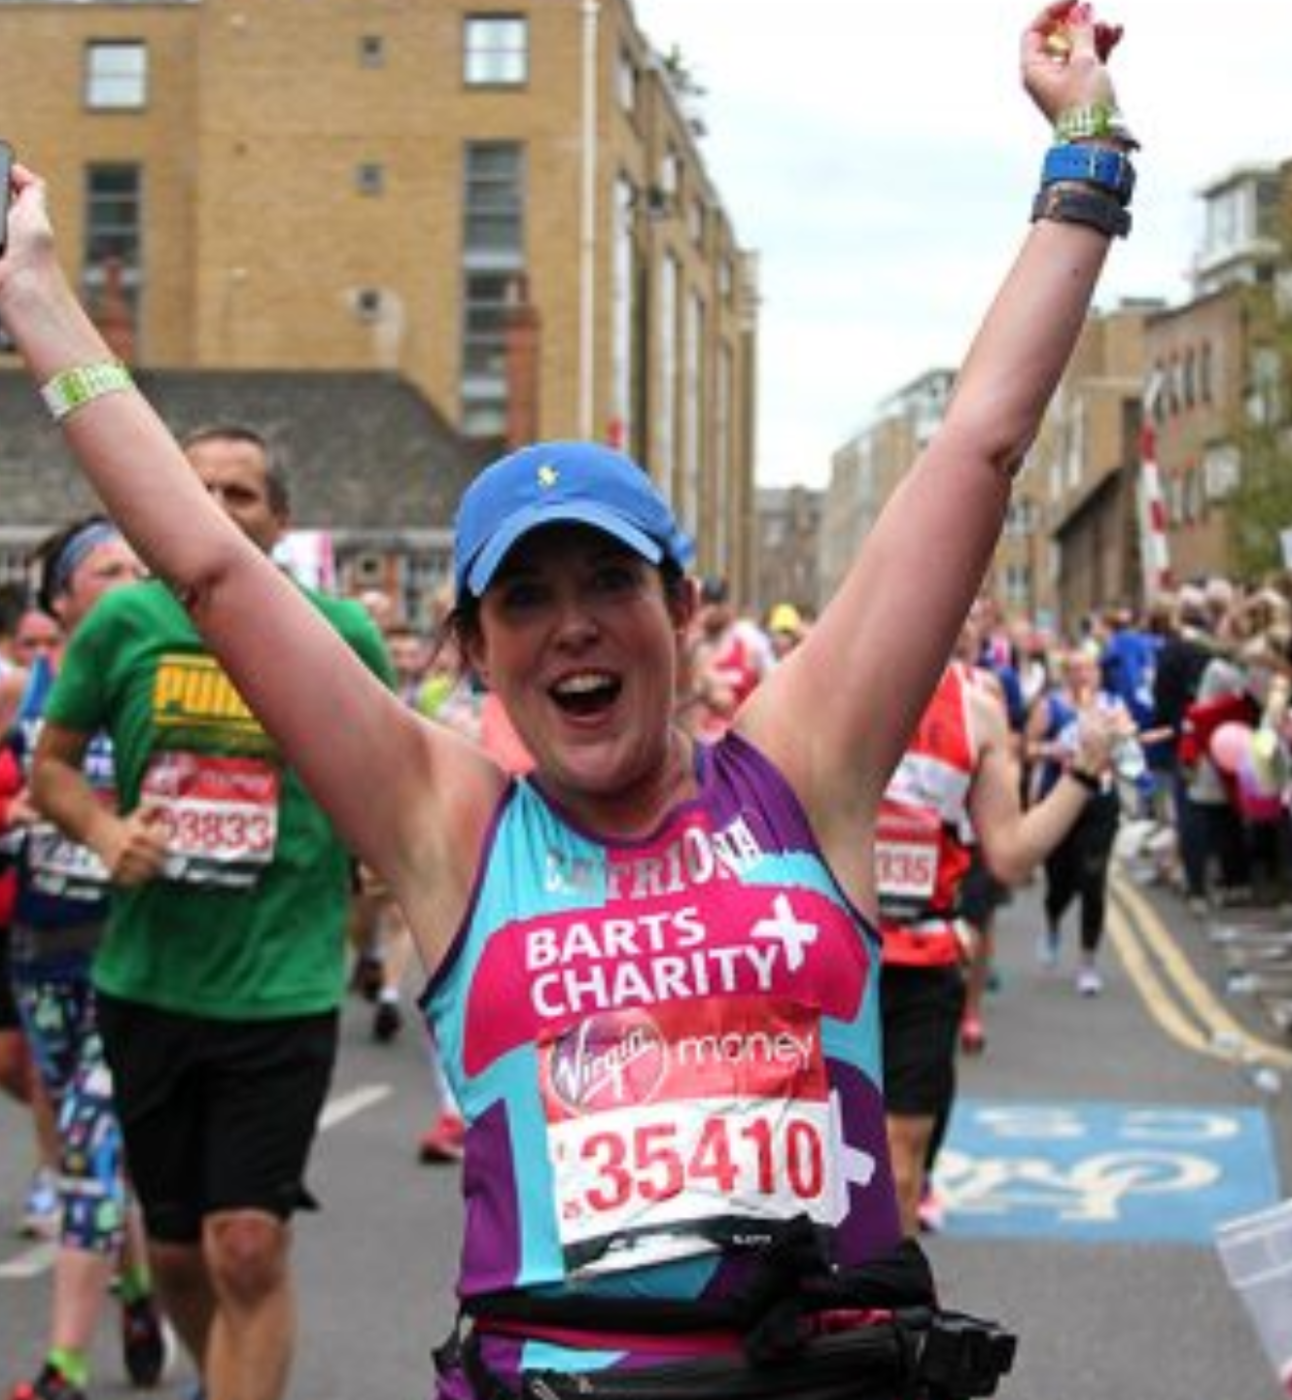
xmin=1032 ymin=183 xmax=1132 ymax=239
xmin=1067 ymin=766 xmax=1102 ymax=794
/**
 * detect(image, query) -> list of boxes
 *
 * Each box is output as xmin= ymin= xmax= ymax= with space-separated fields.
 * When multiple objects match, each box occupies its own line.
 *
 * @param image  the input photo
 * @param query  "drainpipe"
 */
xmin=578 ymin=0 xmax=600 ymax=439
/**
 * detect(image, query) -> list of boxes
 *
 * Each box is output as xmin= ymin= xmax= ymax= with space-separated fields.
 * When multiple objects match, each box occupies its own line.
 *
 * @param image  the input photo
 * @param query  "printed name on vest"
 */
xmin=543 ymin=814 xmax=763 ymax=900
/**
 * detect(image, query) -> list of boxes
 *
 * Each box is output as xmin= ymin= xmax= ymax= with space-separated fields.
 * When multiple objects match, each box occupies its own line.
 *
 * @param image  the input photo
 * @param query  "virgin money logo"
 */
xmin=548 ymin=1009 xmax=666 ymax=1115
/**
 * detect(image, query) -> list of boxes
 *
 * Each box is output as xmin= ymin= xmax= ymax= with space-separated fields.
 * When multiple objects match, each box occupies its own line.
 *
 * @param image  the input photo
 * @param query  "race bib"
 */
xmin=875 ymin=807 xmax=940 ymax=918
xmin=141 ymin=751 xmax=280 ymax=888
xmin=26 ymin=822 xmax=112 ymax=900
xmin=539 ymin=997 xmax=844 ymax=1277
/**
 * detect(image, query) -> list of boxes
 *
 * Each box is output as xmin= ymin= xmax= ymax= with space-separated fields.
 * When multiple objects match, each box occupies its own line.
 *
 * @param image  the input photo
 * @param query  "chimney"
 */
xmin=93 ymin=257 xmax=136 ymax=364
xmin=504 ymin=274 xmax=541 ymax=450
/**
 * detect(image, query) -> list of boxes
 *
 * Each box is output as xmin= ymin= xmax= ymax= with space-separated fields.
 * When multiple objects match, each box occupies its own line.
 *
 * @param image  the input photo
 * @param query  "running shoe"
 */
xmin=19 ymin=1168 xmax=61 ymax=1240
xmin=349 ymin=952 xmax=384 ymax=1003
xmin=121 ymin=1293 xmax=172 ymax=1387
xmin=417 ymin=1112 xmax=466 ymax=1164
xmin=917 ymin=1184 xmax=947 ymax=1234
xmin=372 ymin=998 xmax=403 ymax=1043
xmin=9 ymin=1362 xmax=87 ymax=1400
xmin=1076 ymin=965 xmax=1103 ymax=998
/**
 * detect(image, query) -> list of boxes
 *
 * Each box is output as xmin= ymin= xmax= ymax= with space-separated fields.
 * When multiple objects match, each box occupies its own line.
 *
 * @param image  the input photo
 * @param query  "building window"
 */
xmin=688 ymin=198 xmax=706 ymax=249
xmin=85 ymin=40 xmax=148 ymax=110
xmin=1005 ymin=497 xmax=1035 ymax=535
xmin=655 ymin=255 xmax=679 ymax=498
xmin=82 ymin=163 xmax=142 ymax=315
xmin=1256 ymin=175 xmax=1281 ymax=242
xmin=460 ymin=274 xmax=514 ymax=437
xmin=1150 ymin=360 xmax=1167 ymax=425
xmin=713 ymin=344 xmax=732 ymax=566
xmin=359 ymin=35 xmax=385 ymax=68
xmin=356 ymin=163 xmax=385 ymax=196
xmin=1003 ymin=562 xmax=1031 ymax=609
xmin=609 ymin=176 xmax=634 ymax=450
xmin=681 ymin=290 xmax=705 ymax=531
xmin=463 ymin=142 xmax=524 ymax=257
xmin=463 ymin=15 xmax=528 ymax=86
xmin=718 ymin=256 xmax=733 ymax=302
xmin=461 ymin=142 xmax=525 ymax=437
xmin=617 ymin=45 xmax=638 ymax=113
xmin=1187 ymin=467 xmax=1209 ymax=523
xmin=1163 ymin=355 xmax=1179 ymax=416
xmin=659 ymin=148 xmax=681 ymax=199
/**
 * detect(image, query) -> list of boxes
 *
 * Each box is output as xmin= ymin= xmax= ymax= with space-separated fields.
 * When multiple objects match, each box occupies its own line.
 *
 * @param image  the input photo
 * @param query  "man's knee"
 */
xmin=204 ymin=1210 xmax=291 ymax=1308
xmin=151 ymin=1237 xmax=209 ymax=1298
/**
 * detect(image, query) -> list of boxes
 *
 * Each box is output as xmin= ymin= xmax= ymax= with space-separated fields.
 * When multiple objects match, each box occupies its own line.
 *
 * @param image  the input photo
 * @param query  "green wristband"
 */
xmin=40 ymin=361 xmax=135 ymax=423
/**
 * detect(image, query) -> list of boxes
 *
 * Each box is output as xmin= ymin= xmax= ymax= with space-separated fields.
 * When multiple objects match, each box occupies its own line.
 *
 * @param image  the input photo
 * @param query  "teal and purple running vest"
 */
xmin=423 ymin=732 xmax=901 ymax=1369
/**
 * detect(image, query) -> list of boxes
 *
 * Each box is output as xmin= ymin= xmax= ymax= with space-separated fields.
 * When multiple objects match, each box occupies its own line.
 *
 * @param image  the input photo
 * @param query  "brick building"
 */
xmin=1039 ymin=304 xmax=1152 ymax=630
xmin=818 ymin=156 xmax=1292 ymax=634
xmin=752 ymin=484 xmax=822 ymax=621
xmin=0 ymin=0 xmax=759 ymax=593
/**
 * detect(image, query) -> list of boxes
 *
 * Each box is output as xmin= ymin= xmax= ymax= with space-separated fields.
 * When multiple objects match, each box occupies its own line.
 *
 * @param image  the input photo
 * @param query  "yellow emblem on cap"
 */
xmin=537 ymin=464 xmax=559 ymax=489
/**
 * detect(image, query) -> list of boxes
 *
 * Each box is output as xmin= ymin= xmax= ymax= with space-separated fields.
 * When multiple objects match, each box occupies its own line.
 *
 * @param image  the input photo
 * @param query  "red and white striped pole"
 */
xmin=1137 ymin=417 xmax=1172 ymax=603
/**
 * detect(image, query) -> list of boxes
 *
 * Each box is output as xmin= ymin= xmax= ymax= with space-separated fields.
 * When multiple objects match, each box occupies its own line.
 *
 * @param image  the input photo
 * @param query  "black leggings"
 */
xmin=1043 ymin=792 xmax=1120 ymax=953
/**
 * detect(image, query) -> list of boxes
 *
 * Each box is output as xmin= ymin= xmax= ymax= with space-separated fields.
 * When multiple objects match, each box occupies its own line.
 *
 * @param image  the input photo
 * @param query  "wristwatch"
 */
xmin=1041 ymin=143 xmax=1136 ymax=206
xmin=1032 ymin=184 xmax=1132 ymax=239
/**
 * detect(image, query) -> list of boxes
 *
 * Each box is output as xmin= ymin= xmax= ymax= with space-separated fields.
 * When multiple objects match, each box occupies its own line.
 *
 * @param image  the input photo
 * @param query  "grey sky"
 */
xmin=634 ymin=0 xmax=1290 ymax=486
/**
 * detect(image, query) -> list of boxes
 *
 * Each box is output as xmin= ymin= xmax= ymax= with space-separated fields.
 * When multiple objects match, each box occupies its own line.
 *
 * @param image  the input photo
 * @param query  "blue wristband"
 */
xmin=1041 ymin=143 xmax=1136 ymax=206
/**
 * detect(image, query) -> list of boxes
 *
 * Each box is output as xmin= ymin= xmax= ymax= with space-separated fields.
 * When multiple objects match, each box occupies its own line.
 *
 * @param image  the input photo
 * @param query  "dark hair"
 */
xmin=180 ymin=422 xmax=291 ymax=516
xmin=32 ymin=514 xmax=117 ymax=616
xmin=0 ymin=580 xmax=28 ymax=637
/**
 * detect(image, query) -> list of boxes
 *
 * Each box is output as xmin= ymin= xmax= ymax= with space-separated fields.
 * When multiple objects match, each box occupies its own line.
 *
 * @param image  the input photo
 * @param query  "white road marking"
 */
xmin=0 ymin=1083 xmax=392 ymax=1279
xmin=0 ymin=1240 xmax=57 ymax=1280
xmin=319 ymin=1082 xmax=393 ymax=1131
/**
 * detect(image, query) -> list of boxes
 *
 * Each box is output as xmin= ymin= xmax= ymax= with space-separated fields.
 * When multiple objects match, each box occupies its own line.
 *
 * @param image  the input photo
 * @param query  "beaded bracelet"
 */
xmin=1031 ymin=183 xmax=1132 ymax=239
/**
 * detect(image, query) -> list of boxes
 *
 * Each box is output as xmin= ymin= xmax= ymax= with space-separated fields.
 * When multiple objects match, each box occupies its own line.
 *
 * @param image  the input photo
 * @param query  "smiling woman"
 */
xmin=0 ymin=6 xmax=1134 ymax=1397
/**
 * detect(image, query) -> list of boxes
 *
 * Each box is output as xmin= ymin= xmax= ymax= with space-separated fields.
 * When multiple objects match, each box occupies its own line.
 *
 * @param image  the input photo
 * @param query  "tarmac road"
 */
xmin=2 ymin=851 xmax=1289 ymax=1399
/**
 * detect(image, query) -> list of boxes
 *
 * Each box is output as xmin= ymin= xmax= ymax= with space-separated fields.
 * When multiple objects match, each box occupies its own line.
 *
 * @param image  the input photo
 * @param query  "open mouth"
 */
xmin=550 ymin=671 xmax=623 ymax=719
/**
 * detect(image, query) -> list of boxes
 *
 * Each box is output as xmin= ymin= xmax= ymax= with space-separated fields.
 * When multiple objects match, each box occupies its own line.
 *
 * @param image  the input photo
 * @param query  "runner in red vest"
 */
xmin=877 ymin=655 xmax=1123 ymax=1233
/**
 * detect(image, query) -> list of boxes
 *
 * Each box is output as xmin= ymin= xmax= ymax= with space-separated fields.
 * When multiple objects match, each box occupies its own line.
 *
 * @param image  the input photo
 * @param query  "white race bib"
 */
xmin=141 ymin=751 xmax=280 ymax=888
xmin=539 ymin=998 xmax=840 ymax=1277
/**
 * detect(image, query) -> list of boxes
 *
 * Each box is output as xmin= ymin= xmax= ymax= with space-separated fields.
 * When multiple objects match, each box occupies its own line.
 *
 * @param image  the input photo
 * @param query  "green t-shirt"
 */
xmin=44 ymin=578 xmax=393 ymax=1020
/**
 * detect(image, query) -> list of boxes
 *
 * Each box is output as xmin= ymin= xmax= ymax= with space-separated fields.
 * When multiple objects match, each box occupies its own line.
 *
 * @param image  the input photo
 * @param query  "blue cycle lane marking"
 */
xmin=933 ymin=1097 xmax=1282 ymax=1243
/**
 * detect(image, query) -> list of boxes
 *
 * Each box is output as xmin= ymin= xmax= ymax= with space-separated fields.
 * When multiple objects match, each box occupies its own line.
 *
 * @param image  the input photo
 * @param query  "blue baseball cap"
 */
xmin=453 ymin=441 xmax=695 ymax=599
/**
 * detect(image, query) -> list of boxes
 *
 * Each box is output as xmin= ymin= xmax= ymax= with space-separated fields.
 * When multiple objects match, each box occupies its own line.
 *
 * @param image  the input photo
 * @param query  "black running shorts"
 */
xmin=97 ymin=992 xmax=339 ymax=1243
xmin=0 ymin=926 xmax=20 ymax=1031
xmin=879 ymin=962 xmax=965 ymax=1118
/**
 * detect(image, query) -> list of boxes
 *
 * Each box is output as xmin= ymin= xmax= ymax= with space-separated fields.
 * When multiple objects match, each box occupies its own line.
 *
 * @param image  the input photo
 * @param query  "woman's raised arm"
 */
xmin=745 ymin=3 xmax=1133 ymax=859
xmin=0 ymin=166 xmax=500 ymax=908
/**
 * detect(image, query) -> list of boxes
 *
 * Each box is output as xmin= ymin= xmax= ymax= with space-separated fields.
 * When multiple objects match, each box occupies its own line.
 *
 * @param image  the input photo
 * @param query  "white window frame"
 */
xmin=464 ymin=16 xmax=528 ymax=86
xmin=85 ymin=40 xmax=148 ymax=111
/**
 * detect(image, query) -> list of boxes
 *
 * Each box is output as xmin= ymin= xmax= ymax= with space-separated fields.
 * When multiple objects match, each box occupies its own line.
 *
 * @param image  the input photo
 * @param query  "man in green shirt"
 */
xmin=32 ymin=425 xmax=392 ymax=1400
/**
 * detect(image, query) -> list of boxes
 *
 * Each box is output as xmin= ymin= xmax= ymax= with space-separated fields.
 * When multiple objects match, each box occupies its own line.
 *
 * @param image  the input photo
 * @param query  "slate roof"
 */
xmin=0 ymin=369 xmax=493 ymax=534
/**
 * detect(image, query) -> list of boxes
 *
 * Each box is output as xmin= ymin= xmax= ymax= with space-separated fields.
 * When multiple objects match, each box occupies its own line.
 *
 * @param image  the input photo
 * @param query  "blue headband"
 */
xmin=49 ymin=521 xmax=122 ymax=599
